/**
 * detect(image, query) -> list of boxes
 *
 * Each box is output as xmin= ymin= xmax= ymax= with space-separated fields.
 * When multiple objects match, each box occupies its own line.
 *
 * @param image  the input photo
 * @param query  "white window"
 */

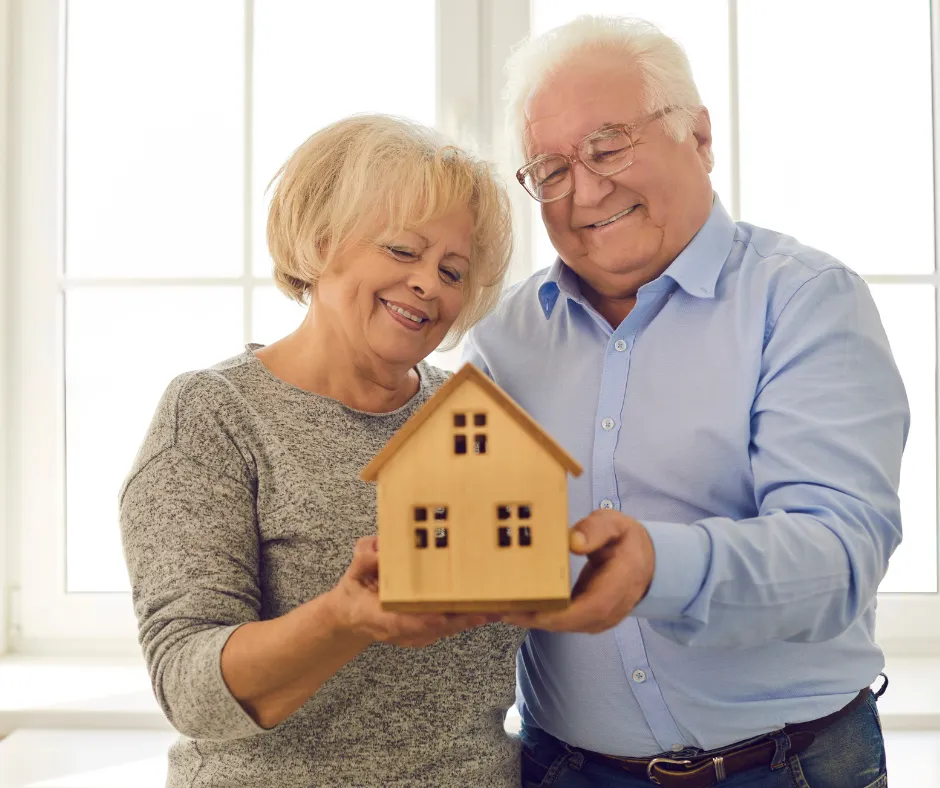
xmin=7 ymin=0 xmax=462 ymax=649
xmin=735 ymin=0 xmax=936 ymax=599
xmin=525 ymin=0 xmax=940 ymax=654
xmin=4 ymin=0 xmax=938 ymax=655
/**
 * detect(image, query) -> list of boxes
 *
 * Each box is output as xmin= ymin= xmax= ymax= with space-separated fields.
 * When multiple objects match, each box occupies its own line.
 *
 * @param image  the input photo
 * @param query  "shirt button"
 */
xmin=600 ymin=499 xmax=613 ymax=509
xmin=601 ymin=418 xmax=615 ymax=431
xmin=632 ymin=669 xmax=647 ymax=684
xmin=614 ymin=339 xmax=627 ymax=352
xmin=671 ymin=744 xmax=685 ymax=753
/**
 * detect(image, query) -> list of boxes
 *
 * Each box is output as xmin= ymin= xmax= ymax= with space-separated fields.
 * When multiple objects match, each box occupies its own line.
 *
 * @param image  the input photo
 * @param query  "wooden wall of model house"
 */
xmin=375 ymin=378 xmax=570 ymax=606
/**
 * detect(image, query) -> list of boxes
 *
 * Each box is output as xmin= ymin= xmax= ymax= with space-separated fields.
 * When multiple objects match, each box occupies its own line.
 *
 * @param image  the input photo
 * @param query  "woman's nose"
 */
xmin=407 ymin=260 xmax=440 ymax=297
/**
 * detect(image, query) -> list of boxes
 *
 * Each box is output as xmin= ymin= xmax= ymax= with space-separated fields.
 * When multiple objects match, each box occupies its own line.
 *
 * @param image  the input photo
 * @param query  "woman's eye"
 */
xmin=388 ymin=247 xmax=417 ymax=260
xmin=441 ymin=267 xmax=462 ymax=284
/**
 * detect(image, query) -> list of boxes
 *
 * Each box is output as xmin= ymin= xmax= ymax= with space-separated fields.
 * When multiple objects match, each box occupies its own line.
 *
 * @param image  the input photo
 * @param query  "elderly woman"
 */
xmin=119 ymin=114 xmax=523 ymax=788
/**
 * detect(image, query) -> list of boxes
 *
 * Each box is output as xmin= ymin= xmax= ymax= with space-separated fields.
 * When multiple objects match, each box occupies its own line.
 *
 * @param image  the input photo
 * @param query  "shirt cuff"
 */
xmin=630 ymin=521 xmax=710 ymax=619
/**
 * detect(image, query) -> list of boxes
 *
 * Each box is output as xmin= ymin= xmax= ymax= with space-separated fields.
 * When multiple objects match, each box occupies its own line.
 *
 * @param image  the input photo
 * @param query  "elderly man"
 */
xmin=464 ymin=15 xmax=906 ymax=788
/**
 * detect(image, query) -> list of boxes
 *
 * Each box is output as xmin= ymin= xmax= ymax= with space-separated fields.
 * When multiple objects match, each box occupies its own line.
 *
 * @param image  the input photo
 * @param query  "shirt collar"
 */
xmin=659 ymin=194 xmax=736 ymax=300
xmin=537 ymin=258 xmax=576 ymax=318
xmin=536 ymin=194 xmax=736 ymax=319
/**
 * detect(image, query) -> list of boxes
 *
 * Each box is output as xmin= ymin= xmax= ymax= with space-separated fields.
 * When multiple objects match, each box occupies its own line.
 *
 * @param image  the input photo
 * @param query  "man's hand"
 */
xmin=504 ymin=510 xmax=655 ymax=633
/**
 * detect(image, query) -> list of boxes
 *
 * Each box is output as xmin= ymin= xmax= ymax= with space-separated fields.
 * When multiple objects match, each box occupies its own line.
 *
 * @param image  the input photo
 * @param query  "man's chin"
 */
xmin=577 ymin=254 xmax=656 ymax=280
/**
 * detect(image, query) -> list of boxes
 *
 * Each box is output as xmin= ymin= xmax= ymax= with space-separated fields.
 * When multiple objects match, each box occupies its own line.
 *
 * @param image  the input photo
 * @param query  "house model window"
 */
xmin=414 ymin=506 xmax=448 ymax=549
xmin=497 ymin=504 xmax=533 ymax=547
xmin=453 ymin=412 xmax=487 ymax=455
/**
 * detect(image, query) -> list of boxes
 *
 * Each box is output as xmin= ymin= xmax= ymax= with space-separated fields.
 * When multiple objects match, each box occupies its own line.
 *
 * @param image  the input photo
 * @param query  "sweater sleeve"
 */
xmin=119 ymin=372 xmax=268 ymax=741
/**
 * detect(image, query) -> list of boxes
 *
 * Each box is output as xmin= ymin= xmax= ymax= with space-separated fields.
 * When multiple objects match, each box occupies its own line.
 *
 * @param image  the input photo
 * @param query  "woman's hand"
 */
xmin=327 ymin=536 xmax=496 ymax=647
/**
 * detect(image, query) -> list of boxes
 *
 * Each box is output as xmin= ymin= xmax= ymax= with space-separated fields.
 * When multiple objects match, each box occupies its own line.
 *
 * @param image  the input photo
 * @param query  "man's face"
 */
xmin=524 ymin=53 xmax=714 ymax=299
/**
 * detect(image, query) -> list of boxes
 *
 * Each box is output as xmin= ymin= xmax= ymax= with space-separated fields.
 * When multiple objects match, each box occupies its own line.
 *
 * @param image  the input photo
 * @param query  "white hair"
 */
xmin=504 ymin=15 xmax=712 ymax=167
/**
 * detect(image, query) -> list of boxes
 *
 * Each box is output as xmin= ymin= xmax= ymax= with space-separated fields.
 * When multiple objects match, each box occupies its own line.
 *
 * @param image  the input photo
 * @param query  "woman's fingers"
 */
xmin=353 ymin=535 xmax=379 ymax=558
xmin=341 ymin=537 xmax=501 ymax=645
xmin=380 ymin=611 xmax=496 ymax=647
xmin=348 ymin=536 xmax=380 ymax=582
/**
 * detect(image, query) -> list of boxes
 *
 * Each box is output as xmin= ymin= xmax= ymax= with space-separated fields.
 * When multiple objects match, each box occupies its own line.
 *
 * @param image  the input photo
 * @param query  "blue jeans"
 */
xmin=520 ymin=691 xmax=887 ymax=787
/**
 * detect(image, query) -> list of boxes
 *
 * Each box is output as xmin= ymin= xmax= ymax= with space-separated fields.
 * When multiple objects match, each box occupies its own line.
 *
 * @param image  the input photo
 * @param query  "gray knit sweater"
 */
xmin=119 ymin=345 xmax=526 ymax=787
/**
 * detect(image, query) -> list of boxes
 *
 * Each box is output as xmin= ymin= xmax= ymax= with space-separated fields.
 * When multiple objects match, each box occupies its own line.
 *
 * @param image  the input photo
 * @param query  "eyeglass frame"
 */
xmin=515 ymin=106 xmax=679 ymax=203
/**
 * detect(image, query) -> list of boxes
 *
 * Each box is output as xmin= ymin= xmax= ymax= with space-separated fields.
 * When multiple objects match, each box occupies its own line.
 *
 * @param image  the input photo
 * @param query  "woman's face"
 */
xmin=313 ymin=208 xmax=474 ymax=369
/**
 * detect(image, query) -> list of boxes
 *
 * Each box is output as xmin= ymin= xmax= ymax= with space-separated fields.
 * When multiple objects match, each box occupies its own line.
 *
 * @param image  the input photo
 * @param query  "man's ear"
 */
xmin=692 ymin=107 xmax=713 ymax=173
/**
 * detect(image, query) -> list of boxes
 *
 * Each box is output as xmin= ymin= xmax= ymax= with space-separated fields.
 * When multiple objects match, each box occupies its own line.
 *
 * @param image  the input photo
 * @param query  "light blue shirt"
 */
xmin=463 ymin=196 xmax=908 ymax=756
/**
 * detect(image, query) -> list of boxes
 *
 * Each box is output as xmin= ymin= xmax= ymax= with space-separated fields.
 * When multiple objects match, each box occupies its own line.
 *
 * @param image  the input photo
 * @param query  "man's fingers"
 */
xmin=503 ymin=606 xmax=575 ymax=630
xmin=570 ymin=559 xmax=600 ymax=599
xmin=570 ymin=530 xmax=588 ymax=553
xmin=502 ymin=611 xmax=540 ymax=628
xmin=504 ymin=608 xmax=574 ymax=631
xmin=570 ymin=511 xmax=626 ymax=555
xmin=506 ymin=514 xmax=652 ymax=634
xmin=508 ymin=596 xmax=613 ymax=633
xmin=504 ymin=561 xmax=623 ymax=633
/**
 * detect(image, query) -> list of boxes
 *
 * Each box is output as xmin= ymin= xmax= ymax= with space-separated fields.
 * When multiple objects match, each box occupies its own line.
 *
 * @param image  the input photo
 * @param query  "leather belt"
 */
xmin=577 ymin=688 xmax=869 ymax=787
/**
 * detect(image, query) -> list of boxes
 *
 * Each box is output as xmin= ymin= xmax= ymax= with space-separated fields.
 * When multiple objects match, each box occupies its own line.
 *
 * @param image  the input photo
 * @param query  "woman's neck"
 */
xmin=255 ymin=314 xmax=420 ymax=413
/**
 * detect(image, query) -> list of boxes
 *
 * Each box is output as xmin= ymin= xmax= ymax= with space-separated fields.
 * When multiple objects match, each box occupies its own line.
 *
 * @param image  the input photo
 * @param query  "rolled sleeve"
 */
xmin=121 ymin=452 xmax=268 ymax=740
xmin=120 ymin=374 xmax=269 ymax=741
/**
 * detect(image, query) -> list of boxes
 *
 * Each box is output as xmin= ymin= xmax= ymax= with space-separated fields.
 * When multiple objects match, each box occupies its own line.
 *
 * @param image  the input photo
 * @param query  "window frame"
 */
xmin=3 ymin=0 xmax=939 ymax=658
xmin=8 ymin=0 xmax=143 ymax=653
xmin=3 ymin=0 xmax=523 ymax=653
xmin=0 ymin=0 xmax=12 ymax=657
xmin=879 ymin=0 xmax=940 ymax=640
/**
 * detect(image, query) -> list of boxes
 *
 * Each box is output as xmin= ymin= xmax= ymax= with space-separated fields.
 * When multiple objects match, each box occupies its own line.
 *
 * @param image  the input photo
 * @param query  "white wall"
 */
xmin=0 ymin=0 xmax=12 ymax=656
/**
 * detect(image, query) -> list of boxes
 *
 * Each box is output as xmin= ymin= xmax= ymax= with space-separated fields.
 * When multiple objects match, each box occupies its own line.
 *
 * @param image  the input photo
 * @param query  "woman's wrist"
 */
xmin=317 ymin=587 xmax=371 ymax=647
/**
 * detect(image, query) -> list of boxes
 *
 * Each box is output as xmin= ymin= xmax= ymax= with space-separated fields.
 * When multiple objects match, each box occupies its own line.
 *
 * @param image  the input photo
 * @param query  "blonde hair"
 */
xmin=266 ymin=114 xmax=513 ymax=349
xmin=504 ymin=15 xmax=712 ymax=168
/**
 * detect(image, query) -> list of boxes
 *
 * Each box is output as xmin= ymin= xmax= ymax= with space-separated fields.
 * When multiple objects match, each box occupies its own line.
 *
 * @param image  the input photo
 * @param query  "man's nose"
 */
xmin=570 ymin=160 xmax=615 ymax=207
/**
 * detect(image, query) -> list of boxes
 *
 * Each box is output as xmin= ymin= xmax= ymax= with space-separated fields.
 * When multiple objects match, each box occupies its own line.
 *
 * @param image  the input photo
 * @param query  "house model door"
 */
xmin=408 ymin=503 xmax=454 ymax=599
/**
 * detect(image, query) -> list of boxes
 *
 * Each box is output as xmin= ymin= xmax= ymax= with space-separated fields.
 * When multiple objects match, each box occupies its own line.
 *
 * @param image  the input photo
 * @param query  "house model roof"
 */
xmin=360 ymin=362 xmax=583 ymax=482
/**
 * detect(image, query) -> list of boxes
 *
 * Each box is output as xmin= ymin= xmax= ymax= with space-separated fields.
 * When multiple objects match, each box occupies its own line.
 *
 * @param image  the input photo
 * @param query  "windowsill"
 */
xmin=0 ymin=655 xmax=171 ymax=735
xmin=0 ymin=654 xmax=938 ymax=736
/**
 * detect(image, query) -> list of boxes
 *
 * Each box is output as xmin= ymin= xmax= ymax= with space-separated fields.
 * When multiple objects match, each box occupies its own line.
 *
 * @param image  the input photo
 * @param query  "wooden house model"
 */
xmin=360 ymin=363 xmax=583 ymax=613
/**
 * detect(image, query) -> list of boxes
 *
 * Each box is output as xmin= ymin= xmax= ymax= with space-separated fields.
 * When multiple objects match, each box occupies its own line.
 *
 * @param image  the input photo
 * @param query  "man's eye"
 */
xmin=536 ymin=166 xmax=568 ymax=186
xmin=592 ymin=147 xmax=629 ymax=161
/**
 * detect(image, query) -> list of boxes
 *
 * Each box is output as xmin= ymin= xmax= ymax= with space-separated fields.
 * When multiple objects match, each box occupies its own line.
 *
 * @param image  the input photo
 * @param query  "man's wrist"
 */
xmin=630 ymin=521 xmax=710 ymax=619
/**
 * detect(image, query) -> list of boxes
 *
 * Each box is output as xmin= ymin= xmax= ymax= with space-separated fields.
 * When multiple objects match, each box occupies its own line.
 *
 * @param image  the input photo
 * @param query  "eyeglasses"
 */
xmin=515 ymin=107 xmax=677 ymax=203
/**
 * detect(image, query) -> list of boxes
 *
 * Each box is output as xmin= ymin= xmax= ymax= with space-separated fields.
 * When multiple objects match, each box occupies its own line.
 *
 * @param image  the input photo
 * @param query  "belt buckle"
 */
xmin=647 ymin=757 xmax=693 ymax=785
